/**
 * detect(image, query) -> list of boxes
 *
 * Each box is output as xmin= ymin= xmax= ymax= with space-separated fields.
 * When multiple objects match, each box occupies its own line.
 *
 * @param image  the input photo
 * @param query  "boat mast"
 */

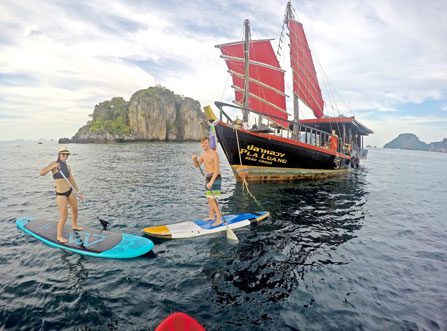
xmin=285 ymin=2 xmax=300 ymax=140
xmin=242 ymin=19 xmax=250 ymax=123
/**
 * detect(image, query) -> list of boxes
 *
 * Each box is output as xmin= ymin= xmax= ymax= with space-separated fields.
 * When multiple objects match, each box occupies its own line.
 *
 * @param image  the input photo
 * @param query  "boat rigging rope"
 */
xmin=233 ymin=127 xmax=265 ymax=210
xmin=234 ymin=125 xmax=244 ymax=167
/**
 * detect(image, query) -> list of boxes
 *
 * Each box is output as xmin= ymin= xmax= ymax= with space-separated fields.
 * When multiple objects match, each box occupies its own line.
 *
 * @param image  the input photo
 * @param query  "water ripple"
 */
xmin=1 ymin=142 xmax=446 ymax=330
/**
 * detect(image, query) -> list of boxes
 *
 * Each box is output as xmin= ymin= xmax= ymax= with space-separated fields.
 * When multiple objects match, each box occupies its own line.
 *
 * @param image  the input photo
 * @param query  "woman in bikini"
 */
xmin=40 ymin=146 xmax=84 ymax=243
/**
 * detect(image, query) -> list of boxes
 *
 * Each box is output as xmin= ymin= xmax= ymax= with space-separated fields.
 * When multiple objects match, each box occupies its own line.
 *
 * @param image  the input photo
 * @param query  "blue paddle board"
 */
xmin=143 ymin=211 xmax=270 ymax=239
xmin=16 ymin=217 xmax=154 ymax=259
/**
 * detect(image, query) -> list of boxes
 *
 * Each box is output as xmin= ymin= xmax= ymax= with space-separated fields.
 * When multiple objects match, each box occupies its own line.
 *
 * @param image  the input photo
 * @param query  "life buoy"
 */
xmin=333 ymin=156 xmax=341 ymax=169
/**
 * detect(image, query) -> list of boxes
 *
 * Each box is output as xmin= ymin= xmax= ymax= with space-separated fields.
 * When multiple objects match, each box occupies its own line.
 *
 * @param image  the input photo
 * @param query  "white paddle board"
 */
xmin=142 ymin=211 xmax=269 ymax=239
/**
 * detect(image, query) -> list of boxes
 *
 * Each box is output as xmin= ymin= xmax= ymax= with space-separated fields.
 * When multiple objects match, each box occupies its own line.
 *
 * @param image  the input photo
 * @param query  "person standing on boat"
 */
xmin=39 ymin=146 xmax=84 ymax=243
xmin=192 ymin=137 xmax=222 ymax=227
xmin=329 ymin=130 xmax=339 ymax=152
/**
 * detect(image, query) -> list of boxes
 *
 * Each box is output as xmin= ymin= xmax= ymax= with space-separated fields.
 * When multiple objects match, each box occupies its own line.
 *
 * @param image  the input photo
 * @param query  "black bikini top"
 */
xmin=52 ymin=161 xmax=70 ymax=179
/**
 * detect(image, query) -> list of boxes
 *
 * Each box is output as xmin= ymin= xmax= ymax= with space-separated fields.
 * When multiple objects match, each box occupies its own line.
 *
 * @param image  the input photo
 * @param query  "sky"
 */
xmin=0 ymin=0 xmax=446 ymax=146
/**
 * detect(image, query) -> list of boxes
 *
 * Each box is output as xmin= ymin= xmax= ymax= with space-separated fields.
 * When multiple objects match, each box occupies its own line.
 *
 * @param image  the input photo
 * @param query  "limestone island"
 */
xmin=59 ymin=86 xmax=208 ymax=143
xmin=383 ymin=133 xmax=447 ymax=153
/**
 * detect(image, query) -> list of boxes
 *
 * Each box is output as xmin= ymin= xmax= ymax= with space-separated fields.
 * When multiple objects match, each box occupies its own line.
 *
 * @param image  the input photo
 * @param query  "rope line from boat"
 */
xmin=234 ymin=126 xmax=244 ymax=166
xmin=233 ymin=127 xmax=265 ymax=211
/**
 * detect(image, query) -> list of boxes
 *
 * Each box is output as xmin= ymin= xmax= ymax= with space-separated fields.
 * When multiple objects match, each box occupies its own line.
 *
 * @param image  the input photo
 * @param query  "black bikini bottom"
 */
xmin=56 ymin=188 xmax=73 ymax=198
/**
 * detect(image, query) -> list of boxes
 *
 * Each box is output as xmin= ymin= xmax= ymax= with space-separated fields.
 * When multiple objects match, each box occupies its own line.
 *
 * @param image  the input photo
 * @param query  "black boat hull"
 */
xmin=215 ymin=122 xmax=351 ymax=181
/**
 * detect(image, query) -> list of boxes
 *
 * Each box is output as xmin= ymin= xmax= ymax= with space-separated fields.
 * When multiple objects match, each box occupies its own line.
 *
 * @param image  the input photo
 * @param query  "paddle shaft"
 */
xmin=58 ymin=169 xmax=82 ymax=200
xmin=57 ymin=168 xmax=110 ymax=230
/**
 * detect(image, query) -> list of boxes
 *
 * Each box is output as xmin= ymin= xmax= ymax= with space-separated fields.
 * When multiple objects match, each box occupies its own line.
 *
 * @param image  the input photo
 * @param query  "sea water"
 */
xmin=0 ymin=141 xmax=446 ymax=330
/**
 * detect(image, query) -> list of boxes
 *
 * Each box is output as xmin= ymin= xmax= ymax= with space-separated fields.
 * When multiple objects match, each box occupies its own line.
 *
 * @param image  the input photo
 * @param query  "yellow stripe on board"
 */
xmin=143 ymin=225 xmax=171 ymax=238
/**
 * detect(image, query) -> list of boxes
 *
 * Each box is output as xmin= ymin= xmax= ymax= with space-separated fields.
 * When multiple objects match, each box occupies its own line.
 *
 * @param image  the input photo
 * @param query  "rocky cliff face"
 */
xmin=384 ymin=133 xmax=447 ymax=153
xmin=68 ymin=127 xmax=136 ymax=143
xmin=384 ymin=133 xmax=428 ymax=151
xmin=428 ymin=138 xmax=447 ymax=153
xmin=128 ymin=86 xmax=205 ymax=141
xmin=60 ymin=86 xmax=208 ymax=143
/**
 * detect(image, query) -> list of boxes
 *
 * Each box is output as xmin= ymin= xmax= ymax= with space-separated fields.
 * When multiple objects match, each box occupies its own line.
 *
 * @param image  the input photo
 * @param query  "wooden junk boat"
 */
xmin=204 ymin=2 xmax=373 ymax=181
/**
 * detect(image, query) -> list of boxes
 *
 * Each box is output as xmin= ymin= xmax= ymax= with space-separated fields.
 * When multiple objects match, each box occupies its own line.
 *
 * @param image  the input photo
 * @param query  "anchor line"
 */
xmin=234 ymin=128 xmax=264 ymax=210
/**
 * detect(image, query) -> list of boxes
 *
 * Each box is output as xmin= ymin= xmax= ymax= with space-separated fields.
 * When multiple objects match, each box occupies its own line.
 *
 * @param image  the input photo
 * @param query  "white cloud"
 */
xmin=0 ymin=0 xmax=446 ymax=141
xmin=303 ymin=0 xmax=447 ymax=115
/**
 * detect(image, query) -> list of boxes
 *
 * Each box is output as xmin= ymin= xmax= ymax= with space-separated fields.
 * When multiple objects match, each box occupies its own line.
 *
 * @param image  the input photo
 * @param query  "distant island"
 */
xmin=383 ymin=133 xmax=447 ymax=153
xmin=59 ymin=85 xmax=208 ymax=143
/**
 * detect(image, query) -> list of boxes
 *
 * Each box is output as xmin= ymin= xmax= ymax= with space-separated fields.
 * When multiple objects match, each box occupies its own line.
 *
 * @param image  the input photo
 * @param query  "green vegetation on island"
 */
xmin=59 ymin=85 xmax=207 ymax=143
xmin=87 ymin=97 xmax=130 ymax=136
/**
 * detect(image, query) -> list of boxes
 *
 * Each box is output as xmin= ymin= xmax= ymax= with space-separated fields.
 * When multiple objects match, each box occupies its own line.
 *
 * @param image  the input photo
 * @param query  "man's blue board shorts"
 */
xmin=205 ymin=174 xmax=221 ymax=198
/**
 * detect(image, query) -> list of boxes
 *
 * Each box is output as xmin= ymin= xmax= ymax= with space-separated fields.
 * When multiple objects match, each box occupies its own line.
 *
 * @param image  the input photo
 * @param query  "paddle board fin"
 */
xmin=226 ymin=226 xmax=239 ymax=242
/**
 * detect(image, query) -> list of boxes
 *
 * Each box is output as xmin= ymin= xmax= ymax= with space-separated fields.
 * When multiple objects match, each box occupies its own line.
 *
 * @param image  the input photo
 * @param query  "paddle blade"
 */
xmin=226 ymin=225 xmax=239 ymax=242
xmin=99 ymin=218 xmax=110 ymax=230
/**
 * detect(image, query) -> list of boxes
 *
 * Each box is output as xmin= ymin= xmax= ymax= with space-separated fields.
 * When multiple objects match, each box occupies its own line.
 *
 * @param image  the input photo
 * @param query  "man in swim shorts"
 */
xmin=192 ymin=137 xmax=222 ymax=226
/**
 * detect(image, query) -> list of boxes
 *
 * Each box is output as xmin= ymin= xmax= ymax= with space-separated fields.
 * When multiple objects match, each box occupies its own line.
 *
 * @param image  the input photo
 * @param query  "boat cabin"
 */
xmin=299 ymin=117 xmax=374 ymax=158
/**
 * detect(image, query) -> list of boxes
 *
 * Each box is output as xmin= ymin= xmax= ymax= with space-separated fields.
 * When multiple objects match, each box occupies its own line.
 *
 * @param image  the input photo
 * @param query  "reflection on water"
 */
xmin=60 ymin=254 xmax=89 ymax=286
xmin=203 ymin=170 xmax=368 ymax=326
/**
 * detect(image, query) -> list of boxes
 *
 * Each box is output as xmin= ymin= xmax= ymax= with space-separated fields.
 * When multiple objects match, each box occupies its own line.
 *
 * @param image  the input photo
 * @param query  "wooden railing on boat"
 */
xmin=214 ymin=101 xmax=349 ymax=155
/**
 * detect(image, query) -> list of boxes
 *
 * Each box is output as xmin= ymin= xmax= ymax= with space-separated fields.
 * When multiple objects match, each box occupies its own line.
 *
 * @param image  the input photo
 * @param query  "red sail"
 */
xmin=216 ymin=40 xmax=288 ymax=128
xmin=288 ymin=20 xmax=324 ymax=119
